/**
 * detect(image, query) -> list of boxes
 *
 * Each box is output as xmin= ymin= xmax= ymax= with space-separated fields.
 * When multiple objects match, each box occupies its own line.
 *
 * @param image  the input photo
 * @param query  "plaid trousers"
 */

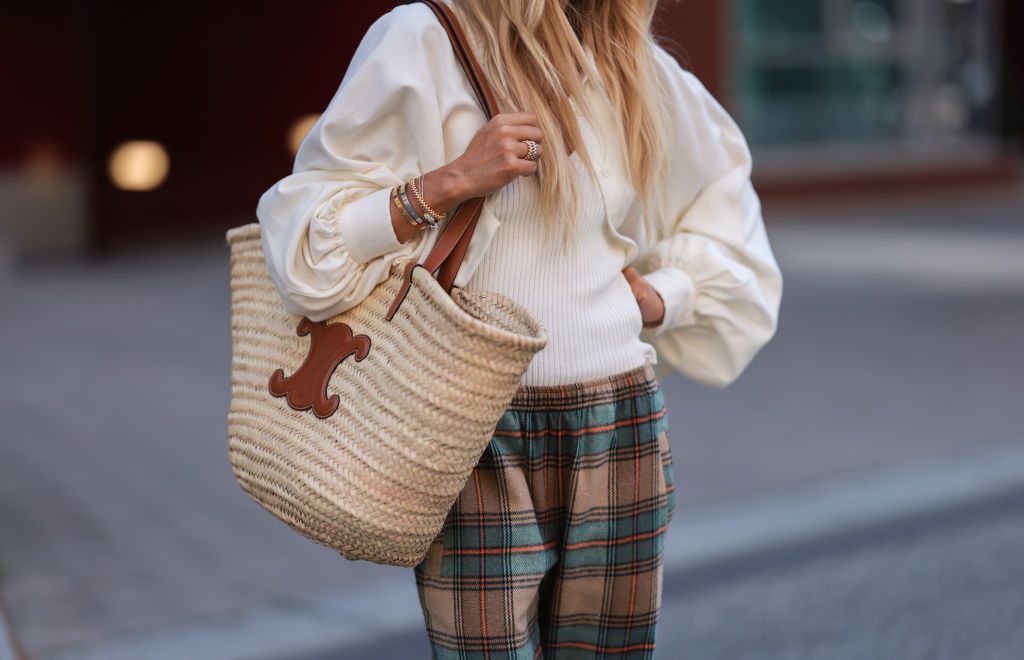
xmin=413 ymin=361 xmax=677 ymax=659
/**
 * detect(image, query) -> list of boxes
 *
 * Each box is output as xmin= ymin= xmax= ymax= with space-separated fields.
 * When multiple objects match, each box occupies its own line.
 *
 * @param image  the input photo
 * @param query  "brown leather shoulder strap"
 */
xmin=386 ymin=0 xmax=499 ymax=321
xmin=417 ymin=0 xmax=498 ymax=120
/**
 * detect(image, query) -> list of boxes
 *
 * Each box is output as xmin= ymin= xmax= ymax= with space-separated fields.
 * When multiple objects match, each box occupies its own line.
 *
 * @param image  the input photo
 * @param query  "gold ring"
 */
xmin=522 ymin=140 xmax=539 ymax=162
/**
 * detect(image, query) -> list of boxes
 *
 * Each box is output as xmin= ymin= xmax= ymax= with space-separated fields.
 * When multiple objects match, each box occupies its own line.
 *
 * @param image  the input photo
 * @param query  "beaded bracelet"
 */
xmin=405 ymin=177 xmax=440 ymax=228
xmin=408 ymin=175 xmax=445 ymax=224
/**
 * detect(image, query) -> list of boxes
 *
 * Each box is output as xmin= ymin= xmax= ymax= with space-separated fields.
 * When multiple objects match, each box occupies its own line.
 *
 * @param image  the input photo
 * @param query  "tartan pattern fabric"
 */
xmin=413 ymin=361 xmax=676 ymax=659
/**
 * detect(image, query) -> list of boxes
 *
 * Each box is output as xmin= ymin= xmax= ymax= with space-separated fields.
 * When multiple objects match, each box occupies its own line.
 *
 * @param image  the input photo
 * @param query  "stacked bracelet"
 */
xmin=408 ymin=175 xmax=445 ymax=224
xmin=391 ymin=185 xmax=422 ymax=229
xmin=397 ymin=181 xmax=439 ymax=229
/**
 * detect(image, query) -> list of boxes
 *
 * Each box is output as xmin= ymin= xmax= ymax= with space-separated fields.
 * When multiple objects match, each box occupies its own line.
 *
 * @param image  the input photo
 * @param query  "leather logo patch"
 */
xmin=269 ymin=318 xmax=371 ymax=419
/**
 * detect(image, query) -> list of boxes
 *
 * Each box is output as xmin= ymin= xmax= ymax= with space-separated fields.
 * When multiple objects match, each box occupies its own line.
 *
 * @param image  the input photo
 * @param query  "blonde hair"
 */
xmin=450 ymin=0 xmax=672 ymax=252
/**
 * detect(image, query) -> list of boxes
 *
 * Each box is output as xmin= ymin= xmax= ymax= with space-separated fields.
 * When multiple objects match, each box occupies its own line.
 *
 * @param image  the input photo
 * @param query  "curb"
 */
xmin=56 ymin=579 xmax=425 ymax=660
xmin=661 ymin=441 xmax=1024 ymax=578
xmin=0 ymin=589 xmax=25 ymax=660
xmin=54 ymin=442 xmax=1024 ymax=660
xmin=771 ymin=228 xmax=1024 ymax=293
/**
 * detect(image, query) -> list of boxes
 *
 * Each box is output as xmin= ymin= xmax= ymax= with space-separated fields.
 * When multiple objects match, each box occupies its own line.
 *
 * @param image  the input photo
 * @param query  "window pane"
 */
xmin=732 ymin=0 xmax=1001 ymax=148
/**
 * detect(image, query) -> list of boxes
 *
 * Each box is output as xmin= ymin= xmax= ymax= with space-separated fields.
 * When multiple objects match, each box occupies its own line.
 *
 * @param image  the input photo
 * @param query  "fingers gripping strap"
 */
xmin=386 ymin=0 xmax=498 ymax=320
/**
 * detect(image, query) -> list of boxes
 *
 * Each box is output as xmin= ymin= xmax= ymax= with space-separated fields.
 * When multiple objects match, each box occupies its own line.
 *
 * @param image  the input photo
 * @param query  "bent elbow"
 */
xmin=695 ymin=305 xmax=781 ymax=389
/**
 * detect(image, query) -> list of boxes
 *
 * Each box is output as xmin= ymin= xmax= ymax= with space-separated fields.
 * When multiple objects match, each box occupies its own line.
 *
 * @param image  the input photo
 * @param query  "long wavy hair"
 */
xmin=449 ymin=0 xmax=672 ymax=251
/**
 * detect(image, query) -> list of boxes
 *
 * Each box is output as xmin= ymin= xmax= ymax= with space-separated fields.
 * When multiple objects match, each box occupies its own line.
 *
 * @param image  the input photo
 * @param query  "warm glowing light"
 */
xmin=24 ymin=141 xmax=66 ymax=181
xmin=288 ymin=114 xmax=320 ymax=155
xmin=108 ymin=141 xmax=170 ymax=191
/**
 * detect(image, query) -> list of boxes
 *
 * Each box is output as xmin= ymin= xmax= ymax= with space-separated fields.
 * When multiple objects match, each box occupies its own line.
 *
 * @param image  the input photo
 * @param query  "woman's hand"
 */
xmin=391 ymin=112 xmax=543 ymax=243
xmin=622 ymin=265 xmax=666 ymax=329
xmin=443 ymin=112 xmax=544 ymax=199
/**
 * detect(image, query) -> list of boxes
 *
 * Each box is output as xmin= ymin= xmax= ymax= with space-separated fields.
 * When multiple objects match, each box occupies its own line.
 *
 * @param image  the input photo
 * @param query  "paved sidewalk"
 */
xmin=1 ymin=215 xmax=1022 ymax=658
xmin=52 ymin=442 xmax=1024 ymax=660
xmin=0 ymin=591 xmax=23 ymax=660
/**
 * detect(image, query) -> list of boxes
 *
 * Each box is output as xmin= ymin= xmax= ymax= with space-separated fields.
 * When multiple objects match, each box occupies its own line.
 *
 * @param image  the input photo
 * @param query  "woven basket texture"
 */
xmin=225 ymin=223 xmax=546 ymax=566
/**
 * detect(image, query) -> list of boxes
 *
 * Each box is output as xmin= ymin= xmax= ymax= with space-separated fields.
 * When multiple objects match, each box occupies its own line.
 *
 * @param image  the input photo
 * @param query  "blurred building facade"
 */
xmin=0 ymin=0 xmax=1020 ymax=256
xmin=725 ymin=0 xmax=1019 ymax=198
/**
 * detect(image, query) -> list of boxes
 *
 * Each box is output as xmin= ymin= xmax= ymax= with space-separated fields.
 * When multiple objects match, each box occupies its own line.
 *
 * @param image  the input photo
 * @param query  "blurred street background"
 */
xmin=1 ymin=1 xmax=1022 ymax=659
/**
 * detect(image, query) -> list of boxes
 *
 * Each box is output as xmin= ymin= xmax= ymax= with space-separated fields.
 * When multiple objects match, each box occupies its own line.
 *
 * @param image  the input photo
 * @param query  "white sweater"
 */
xmin=256 ymin=2 xmax=783 ymax=388
xmin=465 ymin=149 xmax=657 ymax=385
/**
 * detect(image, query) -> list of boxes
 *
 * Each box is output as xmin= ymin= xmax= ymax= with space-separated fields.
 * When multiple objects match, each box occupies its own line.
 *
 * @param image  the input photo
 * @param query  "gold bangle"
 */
xmin=391 ymin=185 xmax=423 ymax=229
xmin=399 ymin=182 xmax=436 ymax=229
xmin=408 ymin=175 xmax=444 ymax=222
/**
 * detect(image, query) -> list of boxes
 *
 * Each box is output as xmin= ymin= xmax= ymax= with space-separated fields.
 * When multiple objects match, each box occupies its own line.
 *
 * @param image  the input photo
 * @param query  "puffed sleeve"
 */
xmin=256 ymin=3 xmax=464 ymax=321
xmin=637 ymin=42 xmax=783 ymax=388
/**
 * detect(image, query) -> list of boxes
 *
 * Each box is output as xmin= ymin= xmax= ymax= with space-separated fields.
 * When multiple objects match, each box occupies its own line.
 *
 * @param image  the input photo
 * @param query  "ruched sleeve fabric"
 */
xmin=256 ymin=3 xmax=489 ymax=321
xmin=638 ymin=42 xmax=784 ymax=388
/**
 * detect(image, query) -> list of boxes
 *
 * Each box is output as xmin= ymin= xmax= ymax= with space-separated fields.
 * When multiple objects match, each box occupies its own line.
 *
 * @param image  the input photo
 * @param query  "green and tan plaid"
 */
xmin=414 ymin=361 xmax=676 ymax=659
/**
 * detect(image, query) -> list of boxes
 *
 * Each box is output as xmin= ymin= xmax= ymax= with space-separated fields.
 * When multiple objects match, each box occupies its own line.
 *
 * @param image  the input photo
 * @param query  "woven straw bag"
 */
xmin=225 ymin=0 xmax=546 ymax=567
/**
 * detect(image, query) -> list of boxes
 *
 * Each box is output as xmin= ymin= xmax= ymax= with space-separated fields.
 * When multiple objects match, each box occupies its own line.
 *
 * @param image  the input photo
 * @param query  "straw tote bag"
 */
xmin=224 ymin=0 xmax=546 ymax=568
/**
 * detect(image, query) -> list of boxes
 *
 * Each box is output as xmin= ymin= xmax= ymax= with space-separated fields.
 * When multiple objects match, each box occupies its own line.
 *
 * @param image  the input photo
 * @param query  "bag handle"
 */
xmin=386 ymin=0 xmax=500 ymax=321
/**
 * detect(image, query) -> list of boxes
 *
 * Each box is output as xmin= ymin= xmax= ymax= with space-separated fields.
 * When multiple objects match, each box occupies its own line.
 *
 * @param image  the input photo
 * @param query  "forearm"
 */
xmin=390 ymin=164 xmax=469 ymax=243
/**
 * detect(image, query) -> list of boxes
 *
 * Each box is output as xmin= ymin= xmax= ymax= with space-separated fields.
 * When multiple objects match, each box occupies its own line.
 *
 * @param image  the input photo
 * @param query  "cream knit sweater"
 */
xmin=464 ymin=151 xmax=656 ymax=385
xmin=256 ymin=3 xmax=783 ymax=388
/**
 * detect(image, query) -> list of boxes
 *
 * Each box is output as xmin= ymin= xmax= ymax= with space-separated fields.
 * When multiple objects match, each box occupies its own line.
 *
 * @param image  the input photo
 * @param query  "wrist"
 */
xmin=642 ymin=290 xmax=666 ymax=328
xmin=428 ymin=162 xmax=470 ymax=212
